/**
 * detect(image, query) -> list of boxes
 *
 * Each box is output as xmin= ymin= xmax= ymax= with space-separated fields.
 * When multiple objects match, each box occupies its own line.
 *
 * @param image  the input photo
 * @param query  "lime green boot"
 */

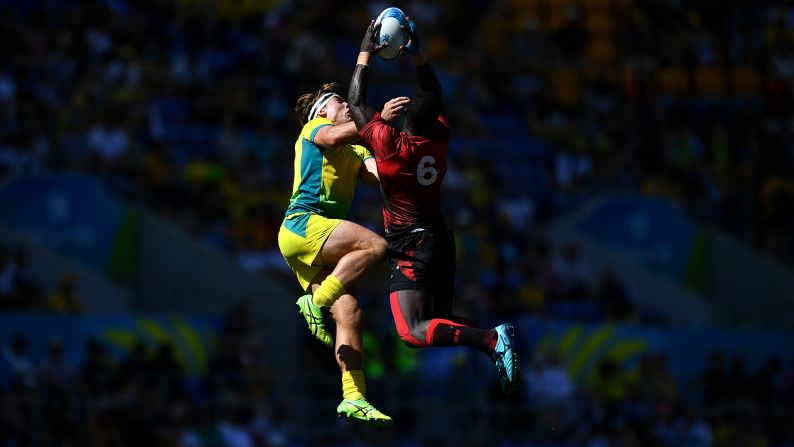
xmin=336 ymin=398 xmax=393 ymax=427
xmin=296 ymin=294 xmax=333 ymax=348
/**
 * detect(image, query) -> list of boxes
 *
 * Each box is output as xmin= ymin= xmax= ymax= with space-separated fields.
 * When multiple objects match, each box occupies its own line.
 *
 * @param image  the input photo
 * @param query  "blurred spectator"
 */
xmin=118 ymin=340 xmax=148 ymax=386
xmin=649 ymin=353 xmax=679 ymax=404
xmin=149 ymin=342 xmax=184 ymax=394
xmin=552 ymin=241 xmax=592 ymax=301
xmin=554 ymin=6 xmax=586 ymax=59
xmin=0 ymin=244 xmax=14 ymax=307
xmin=49 ymin=272 xmax=84 ymax=314
xmin=678 ymin=407 xmax=712 ymax=447
xmin=593 ymin=269 xmax=637 ymax=322
xmin=760 ymin=170 xmax=794 ymax=262
xmin=87 ymin=113 xmax=129 ymax=167
xmin=701 ymin=350 xmax=731 ymax=410
xmin=728 ymin=354 xmax=750 ymax=403
xmin=526 ymin=352 xmax=575 ymax=402
xmin=528 ymin=238 xmax=557 ymax=306
xmin=38 ymin=339 xmax=80 ymax=443
xmin=590 ymin=357 xmax=630 ymax=428
xmin=0 ymin=244 xmax=41 ymax=310
xmin=217 ymin=404 xmax=255 ymax=447
xmin=782 ymin=355 xmax=794 ymax=404
xmin=1 ymin=335 xmax=35 ymax=388
xmin=654 ymin=405 xmax=712 ymax=447
xmin=217 ymin=118 xmax=248 ymax=170
xmin=80 ymin=338 xmax=114 ymax=399
xmin=210 ymin=301 xmax=268 ymax=394
xmin=631 ymin=351 xmax=678 ymax=409
xmin=180 ymin=406 xmax=224 ymax=447
xmin=0 ymin=368 xmax=38 ymax=445
xmin=751 ymin=355 xmax=782 ymax=405
xmin=38 ymin=340 xmax=74 ymax=389
xmin=11 ymin=244 xmax=40 ymax=307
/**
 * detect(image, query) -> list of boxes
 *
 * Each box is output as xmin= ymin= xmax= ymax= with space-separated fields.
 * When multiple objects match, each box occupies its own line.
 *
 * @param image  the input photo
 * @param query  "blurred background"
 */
xmin=1 ymin=0 xmax=794 ymax=445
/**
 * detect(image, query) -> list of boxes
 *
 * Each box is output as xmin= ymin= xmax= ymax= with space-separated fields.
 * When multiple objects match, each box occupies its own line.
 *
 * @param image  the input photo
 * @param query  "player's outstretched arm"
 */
xmin=401 ymin=18 xmax=443 ymax=110
xmin=349 ymin=20 xmax=386 ymax=130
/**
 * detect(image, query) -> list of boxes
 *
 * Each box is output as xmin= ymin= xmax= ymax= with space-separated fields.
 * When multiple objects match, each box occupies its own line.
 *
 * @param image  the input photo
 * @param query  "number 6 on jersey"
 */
xmin=417 ymin=155 xmax=438 ymax=186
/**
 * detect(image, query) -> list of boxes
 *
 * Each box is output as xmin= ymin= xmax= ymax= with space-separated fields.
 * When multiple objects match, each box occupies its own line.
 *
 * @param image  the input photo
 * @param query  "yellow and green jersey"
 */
xmin=286 ymin=117 xmax=373 ymax=219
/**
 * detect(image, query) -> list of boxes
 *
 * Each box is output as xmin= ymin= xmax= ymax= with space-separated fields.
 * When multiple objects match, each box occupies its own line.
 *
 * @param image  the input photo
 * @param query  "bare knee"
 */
xmin=375 ymin=236 xmax=387 ymax=256
xmin=366 ymin=235 xmax=387 ymax=262
xmin=330 ymin=295 xmax=362 ymax=327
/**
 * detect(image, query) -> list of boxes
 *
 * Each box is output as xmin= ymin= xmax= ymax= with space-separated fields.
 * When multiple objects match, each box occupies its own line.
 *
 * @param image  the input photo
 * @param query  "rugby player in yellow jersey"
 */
xmin=278 ymin=81 xmax=405 ymax=427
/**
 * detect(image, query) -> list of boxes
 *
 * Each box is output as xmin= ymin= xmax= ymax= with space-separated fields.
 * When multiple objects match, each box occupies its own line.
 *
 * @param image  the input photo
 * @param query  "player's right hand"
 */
xmin=361 ymin=20 xmax=388 ymax=56
xmin=381 ymin=96 xmax=411 ymax=121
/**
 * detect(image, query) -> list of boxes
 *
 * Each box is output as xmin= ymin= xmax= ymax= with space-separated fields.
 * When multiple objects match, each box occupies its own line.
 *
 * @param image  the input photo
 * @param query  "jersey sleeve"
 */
xmin=358 ymin=112 xmax=398 ymax=159
xmin=351 ymin=144 xmax=374 ymax=162
xmin=300 ymin=117 xmax=333 ymax=143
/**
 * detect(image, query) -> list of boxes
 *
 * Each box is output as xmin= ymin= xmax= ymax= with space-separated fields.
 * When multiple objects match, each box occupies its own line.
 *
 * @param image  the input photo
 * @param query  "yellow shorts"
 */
xmin=278 ymin=212 xmax=342 ymax=292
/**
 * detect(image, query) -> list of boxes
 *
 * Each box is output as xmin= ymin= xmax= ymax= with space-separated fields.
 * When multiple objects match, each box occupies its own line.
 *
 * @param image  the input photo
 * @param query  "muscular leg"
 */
xmin=329 ymin=295 xmax=363 ymax=370
xmin=310 ymin=220 xmax=386 ymax=309
xmin=309 ymin=269 xmax=362 ymax=371
xmin=308 ymin=271 xmax=390 ymax=424
xmin=315 ymin=220 xmax=386 ymax=288
xmin=389 ymin=289 xmax=497 ymax=355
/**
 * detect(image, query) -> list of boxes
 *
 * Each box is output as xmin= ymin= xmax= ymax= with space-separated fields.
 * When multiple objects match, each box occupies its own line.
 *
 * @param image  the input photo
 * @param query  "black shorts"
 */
xmin=387 ymin=228 xmax=456 ymax=306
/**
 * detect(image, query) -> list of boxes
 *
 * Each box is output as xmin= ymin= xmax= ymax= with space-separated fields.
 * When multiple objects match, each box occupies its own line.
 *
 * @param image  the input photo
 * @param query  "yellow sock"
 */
xmin=342 ymin=370 xmax=366 ymax=401
xmin=312 ymin=274 xmax=345 ymax=307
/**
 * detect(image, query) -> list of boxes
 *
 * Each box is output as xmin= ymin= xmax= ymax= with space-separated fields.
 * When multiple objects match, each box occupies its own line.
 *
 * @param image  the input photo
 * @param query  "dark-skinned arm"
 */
xmin=349 ymin=55 xmax=377 ymax=130
xmin=349 ymin=20 xmax=387 ymax=130
xmin=401 ymin=20 xmax=444 ymax=112
xmin=414 ymin=54 xmax=441 ymax=98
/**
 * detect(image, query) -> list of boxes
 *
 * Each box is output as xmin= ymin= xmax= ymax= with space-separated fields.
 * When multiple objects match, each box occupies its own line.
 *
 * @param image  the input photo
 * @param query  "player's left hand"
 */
xmin=361 ymin=20 xmax=388 ymax=56
xmin=381 ymin=96 xmax=410 ymax=121
xmin=399 ymin=17 xmax=420 ymax=56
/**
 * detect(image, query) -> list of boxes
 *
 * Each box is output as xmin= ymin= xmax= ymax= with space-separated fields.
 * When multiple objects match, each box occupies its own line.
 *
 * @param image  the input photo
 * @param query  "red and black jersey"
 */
xmin=359 ymin=112 xmax=450 ymax=236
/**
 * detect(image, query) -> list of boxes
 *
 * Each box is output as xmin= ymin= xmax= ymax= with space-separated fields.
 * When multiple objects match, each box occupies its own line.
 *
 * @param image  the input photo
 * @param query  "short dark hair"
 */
xmin=405 ymin=91 xmax=441 ymax=134
xmin=294 ymin=82 xmax=340 ymax=127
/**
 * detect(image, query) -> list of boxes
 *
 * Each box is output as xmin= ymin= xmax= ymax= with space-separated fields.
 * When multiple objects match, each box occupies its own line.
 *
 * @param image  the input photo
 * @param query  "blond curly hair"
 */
xmin=294 ymin=82 xmax=340 ymax=127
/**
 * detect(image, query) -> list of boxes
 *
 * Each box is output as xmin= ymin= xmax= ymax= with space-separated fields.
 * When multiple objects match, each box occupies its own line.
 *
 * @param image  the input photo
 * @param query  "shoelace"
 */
xmin=349 ymin=401 xmax=374 ymax=417
xmin=302 ymin=300 xmax=324 ymax=334
xmin=494 ymin=333 xmax=516 ymax=373
xmin=494 ymin=332 xmax=512 ymax=358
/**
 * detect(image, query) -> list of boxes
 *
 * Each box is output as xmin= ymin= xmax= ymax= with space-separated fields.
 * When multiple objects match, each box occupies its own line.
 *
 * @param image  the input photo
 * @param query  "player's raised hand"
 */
xmin=399 ymin=17 xmax=420 ymax=56
xmin=380 ymin=96 xmax=411 ymax=121
xmin=361 ymin=20 xmax=388 ymax=56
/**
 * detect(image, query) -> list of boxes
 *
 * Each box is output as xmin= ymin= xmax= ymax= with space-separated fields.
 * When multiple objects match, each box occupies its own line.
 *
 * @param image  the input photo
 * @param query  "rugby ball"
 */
xmin=375 ymin=7 xmax=409 ymax=59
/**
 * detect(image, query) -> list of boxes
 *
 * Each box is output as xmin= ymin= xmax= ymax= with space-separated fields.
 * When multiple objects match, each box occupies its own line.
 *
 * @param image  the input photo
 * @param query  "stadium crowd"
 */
xmin=0 ymin=243 xmax=84 ymax=313
xmin=2 ymin=324 xmax=794 ymax=446
xmin=2 ymin=0 xmax=794 ymax=445
xmin=1 ymin=0 xmax=794 ymax=326
xmin=0 ymin=0 xmax=680 ymax=323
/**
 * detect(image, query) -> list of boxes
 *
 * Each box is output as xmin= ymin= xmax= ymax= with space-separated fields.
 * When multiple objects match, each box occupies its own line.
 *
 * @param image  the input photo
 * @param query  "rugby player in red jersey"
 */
xmin=347 ymin=19 xmax=521 ymax=393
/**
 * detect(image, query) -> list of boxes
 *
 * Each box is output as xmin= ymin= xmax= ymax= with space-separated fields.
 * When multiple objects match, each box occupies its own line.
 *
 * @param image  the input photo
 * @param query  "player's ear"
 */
xmin=317 ymin=107 xmax=328 ymax=118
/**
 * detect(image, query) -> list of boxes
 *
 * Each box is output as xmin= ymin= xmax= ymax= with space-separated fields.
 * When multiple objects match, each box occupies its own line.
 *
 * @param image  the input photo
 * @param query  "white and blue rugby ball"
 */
xmin=375 ymin=7 xmax=409 ymax=59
